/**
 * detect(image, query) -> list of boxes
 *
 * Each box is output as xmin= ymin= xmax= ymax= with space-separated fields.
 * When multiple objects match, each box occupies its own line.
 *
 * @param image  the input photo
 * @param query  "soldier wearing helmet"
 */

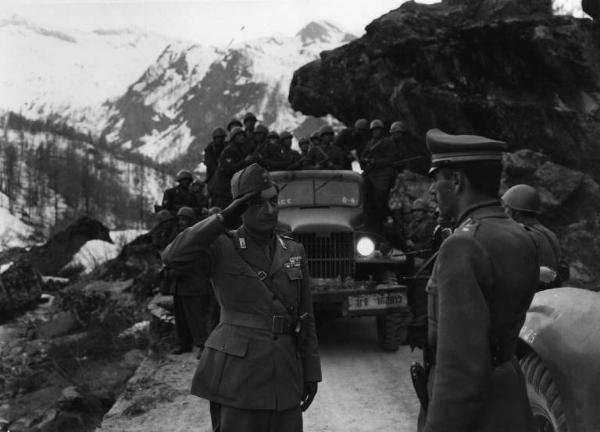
xmin=162 ymin=206 xmax=216 ymax=355
xmin=333 ymin=118 xmax=370 ymax=169
xmin=405 ymin=198 xmax=435 ymax=257
xmin=305 ymin=125 xmax=346 ymax=170
xmin=502 ymin=184 xmax=568 ymax=286
xmin=204 ymin=127 xmax=227 ymax=187
xmin=161 ymin=169 xmax=199 ymax=215
xmin=226 ymin=119 xmax=243 ymax=132
xmin=261 ymin=131 xmax=302 ymax=171
xmin=359 ymin=119 xmax=403 ymax=233
xmin=208 ymin=126 xmax=257 ymax=211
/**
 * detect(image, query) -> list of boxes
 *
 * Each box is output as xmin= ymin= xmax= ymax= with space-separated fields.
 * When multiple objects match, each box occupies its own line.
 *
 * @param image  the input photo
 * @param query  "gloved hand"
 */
xmin=219 ymin=190 xmax=260 ymax=228
xmin=301 ymin=381 xmax=318 ymax=411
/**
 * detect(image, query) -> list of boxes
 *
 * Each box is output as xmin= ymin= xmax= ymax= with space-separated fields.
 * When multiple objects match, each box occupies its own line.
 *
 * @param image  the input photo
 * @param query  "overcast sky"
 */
xmin=0 ymin=0 xmax=584 ymax=46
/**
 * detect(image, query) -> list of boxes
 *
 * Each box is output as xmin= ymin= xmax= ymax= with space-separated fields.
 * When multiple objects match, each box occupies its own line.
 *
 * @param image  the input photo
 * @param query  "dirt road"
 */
xmin=98 ymin=317 xmax=421 ymax=432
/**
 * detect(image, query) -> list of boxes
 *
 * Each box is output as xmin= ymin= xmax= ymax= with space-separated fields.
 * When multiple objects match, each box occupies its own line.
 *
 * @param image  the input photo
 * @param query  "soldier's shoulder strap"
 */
xmin=454 ymin=217 xmax=480 ymax=237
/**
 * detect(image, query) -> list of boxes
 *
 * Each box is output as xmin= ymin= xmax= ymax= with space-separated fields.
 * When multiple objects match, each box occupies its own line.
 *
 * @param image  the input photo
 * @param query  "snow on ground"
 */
xmin=0 ymin=206 xmax=34 ymax=250
xmin=111 ymin=229 xmax=147 ymax=247
xmin=63 ymin=239 xmax=119 ymax=274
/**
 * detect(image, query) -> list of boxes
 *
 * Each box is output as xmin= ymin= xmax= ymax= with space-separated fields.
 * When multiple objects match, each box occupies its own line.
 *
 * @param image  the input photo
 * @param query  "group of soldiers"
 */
xmin=151 ymin=115 xmax=567 ymax=432
xmin=203 ymin=112 xmax=413 ymax=231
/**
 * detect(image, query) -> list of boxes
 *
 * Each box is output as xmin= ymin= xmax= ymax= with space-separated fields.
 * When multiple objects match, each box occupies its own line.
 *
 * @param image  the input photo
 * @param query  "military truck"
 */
xmin=271 ymin=170 xmax=411 ymax=351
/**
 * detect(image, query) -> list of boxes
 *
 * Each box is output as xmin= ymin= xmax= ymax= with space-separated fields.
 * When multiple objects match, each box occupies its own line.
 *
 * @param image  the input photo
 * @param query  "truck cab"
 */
xmin=271 ymin=170 xmax=411 ymax=351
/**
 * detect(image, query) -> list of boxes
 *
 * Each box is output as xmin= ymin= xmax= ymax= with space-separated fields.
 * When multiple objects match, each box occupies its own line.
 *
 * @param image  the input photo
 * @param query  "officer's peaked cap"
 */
xmin=231 ymin=163 xmax=274 ymax=200
xmin=427 ymin=129 xmax=507 ymax=175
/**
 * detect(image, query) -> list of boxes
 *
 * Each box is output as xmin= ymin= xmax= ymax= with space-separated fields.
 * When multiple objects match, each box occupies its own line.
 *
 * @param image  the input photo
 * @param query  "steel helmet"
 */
xmin=298 ymin=137 xmax=309 ymax=146
xmin=411 ymin=198 xmax=429 ymax=212
xmin=255 ymin=124 xmax=268 ymax=135
xmin=212 ymin=127 xmax=227 ymax=138
xmin=228 ymin=126 xmax=244 ymax=141
xmin=354 ymin=118 xmax=369 ymax=130
xmin=370 ymin=119 xmax=385 ymax=131
xmin=227 ymin=119 xmax=243 ymax=131
xmin=390 ymin=121 xmax=406 ymax=134
xmin=156 ymin=209 xmax=174 ymax=223
xmin=176 ymin=169 xmax=193 ymax=181
xmin=267 ymin=130 xmax=279 ymax=139
xmin=243 ymin=112 xmax=257 ymax=123
xmin=319 ymin=125 xmax=334 ymax=136
xmin=176 ymin=206 xmax=196 ymax=219
xmin=279 ymin=131 xmax=293 ymax=141
xmin=310 ymin=131 xmax=321 ymax=140
xmin=501 ymin=184 xmax=541 ymax=214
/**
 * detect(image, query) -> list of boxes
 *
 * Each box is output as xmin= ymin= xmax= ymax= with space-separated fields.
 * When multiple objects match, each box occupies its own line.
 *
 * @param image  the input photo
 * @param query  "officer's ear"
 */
xmin=450 ymin=170 xmax=465 ymax=192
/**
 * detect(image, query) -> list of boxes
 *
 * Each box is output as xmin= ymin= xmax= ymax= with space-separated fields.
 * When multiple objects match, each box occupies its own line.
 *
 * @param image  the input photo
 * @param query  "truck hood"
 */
xmin=277 ymin=207 xmax=363 ymax=233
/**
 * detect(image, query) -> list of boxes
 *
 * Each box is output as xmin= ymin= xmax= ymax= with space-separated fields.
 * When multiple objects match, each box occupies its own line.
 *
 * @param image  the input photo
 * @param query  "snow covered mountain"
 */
xmin=0 ymin=15 xmax=176 ymax=133
xmin=102 ymin=21 xmax=355 ymax=163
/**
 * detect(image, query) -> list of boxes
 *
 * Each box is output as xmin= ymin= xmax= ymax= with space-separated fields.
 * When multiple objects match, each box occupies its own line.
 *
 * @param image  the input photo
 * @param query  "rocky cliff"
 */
xmin=289 ymin=0 xmax=600 ymax=287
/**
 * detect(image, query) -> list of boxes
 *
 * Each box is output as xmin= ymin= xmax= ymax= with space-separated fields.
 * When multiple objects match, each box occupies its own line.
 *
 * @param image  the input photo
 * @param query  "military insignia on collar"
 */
xmin=239 ymin=237 xmax=247 ymax=249
xmin=277 ymin=236 xmax=287 ymax=250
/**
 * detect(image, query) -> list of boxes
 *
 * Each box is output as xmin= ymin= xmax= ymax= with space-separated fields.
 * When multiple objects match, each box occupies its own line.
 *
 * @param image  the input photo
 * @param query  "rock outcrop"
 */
xmin=0 ymin=260 xmax=43 ymax=316
xmin=289 ymin=0 xmax=600 ymax=287
xmin=26 ymin=217 xmax=113 ymax=276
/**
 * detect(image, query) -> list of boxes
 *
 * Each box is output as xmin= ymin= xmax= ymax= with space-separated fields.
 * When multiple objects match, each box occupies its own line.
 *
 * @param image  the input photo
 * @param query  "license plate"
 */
xmin=347 ymin=292 xmax=406 ymax=311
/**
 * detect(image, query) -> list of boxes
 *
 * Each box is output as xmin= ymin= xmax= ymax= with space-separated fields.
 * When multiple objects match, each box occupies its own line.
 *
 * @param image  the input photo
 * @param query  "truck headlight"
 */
xmin=356 ymin=237 xmax=375 ymax=257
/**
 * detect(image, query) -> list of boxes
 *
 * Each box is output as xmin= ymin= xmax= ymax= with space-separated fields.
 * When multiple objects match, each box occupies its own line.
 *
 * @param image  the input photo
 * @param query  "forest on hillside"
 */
xmin=0 ymin=112 xmax=169 ymax=235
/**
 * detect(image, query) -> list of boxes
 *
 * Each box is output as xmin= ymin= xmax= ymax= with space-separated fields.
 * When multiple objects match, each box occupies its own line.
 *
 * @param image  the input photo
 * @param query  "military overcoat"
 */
xmin=162 ymin=215 xmax=321 ymax=411
xmin=423 ymin=201 xmax=537 ymax=432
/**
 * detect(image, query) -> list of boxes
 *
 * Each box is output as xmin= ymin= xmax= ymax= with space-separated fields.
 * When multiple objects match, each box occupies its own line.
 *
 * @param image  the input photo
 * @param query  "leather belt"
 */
xmin=220 ymin=310 xmax=295 ymax=335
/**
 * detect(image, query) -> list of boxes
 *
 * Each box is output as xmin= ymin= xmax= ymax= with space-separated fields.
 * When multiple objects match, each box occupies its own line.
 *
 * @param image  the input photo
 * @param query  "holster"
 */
xmin=410 ymin=361 xmax=429 ymax=410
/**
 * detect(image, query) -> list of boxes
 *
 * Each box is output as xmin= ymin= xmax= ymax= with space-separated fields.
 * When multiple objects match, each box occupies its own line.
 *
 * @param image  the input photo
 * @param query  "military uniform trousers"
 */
xmin=173 ymin=293 xmax=215 ymax=349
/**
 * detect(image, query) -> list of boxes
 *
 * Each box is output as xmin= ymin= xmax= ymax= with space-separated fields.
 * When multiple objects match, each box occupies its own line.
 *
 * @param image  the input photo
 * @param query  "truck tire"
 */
xmin=519 ymin=353 xmax=569 ymax=432
xmin=376 ymin=312 xmax=406 ymax=352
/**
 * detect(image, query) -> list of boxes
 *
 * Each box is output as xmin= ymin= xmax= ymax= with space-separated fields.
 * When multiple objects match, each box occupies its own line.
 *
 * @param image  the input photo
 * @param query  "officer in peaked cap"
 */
xmin=162 ymin=163 xmax=321 ymax=432
xmin=417 ymin=129 xmax=537 ymax=432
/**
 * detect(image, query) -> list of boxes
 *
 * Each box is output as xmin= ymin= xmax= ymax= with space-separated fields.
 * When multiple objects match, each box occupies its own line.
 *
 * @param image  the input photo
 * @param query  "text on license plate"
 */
xmin=347 ymin=292 xmax=405 ymax=311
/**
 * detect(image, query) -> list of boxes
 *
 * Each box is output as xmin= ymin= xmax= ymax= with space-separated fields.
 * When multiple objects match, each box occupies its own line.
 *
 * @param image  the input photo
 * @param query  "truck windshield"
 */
xmin=277 ymin=177 xmax=360 ymax=208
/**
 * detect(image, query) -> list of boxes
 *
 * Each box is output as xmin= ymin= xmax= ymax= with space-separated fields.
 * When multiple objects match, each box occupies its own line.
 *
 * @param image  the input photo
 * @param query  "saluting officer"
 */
xmin=162 ymin=163 xmax=321 ymax=432
xmin=419 ymin=129 xmax=538 ymax=432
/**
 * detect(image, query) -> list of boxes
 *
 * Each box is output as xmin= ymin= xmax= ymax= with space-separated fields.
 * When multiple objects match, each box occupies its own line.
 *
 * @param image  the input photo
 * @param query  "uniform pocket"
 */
xmin=285 ymin=267 xmax=303 ymax=280
xmin=205 ymin=335 xmax=249 ymax=357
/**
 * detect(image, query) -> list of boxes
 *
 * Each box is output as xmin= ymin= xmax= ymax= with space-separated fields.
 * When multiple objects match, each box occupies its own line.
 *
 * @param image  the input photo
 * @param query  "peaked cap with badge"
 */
xmin=421 ymin=129 xmax=539 ymax=432
xmin=426 ymin=128 xmax=507 ymax=175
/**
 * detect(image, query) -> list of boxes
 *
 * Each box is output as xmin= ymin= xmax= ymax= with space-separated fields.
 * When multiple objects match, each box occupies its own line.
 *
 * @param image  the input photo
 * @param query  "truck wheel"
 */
xmin=519 ymin=353 xmax=568 ymax=432
xmin=376 ymin=312 xmax=406 ymax=352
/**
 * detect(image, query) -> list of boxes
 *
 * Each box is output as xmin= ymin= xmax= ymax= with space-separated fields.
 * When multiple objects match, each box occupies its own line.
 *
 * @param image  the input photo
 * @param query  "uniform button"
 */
xmin=272 ymin=335 xmax=278 ymax=340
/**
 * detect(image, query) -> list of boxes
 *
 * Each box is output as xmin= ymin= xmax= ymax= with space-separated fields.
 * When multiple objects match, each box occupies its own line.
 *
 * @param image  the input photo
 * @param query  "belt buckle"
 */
xmin=257 ymin=271 xmax=267 ymax=281
xmin=272 ymin=315 xmax=286 ymax=334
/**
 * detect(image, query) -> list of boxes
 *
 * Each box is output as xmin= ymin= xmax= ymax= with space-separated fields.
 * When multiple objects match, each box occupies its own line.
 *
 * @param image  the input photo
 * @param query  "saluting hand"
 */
xmin=301 ymin=381 xmax=318 ymax=411
xmin=219 ymin=190 xmax=260 ymax=228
